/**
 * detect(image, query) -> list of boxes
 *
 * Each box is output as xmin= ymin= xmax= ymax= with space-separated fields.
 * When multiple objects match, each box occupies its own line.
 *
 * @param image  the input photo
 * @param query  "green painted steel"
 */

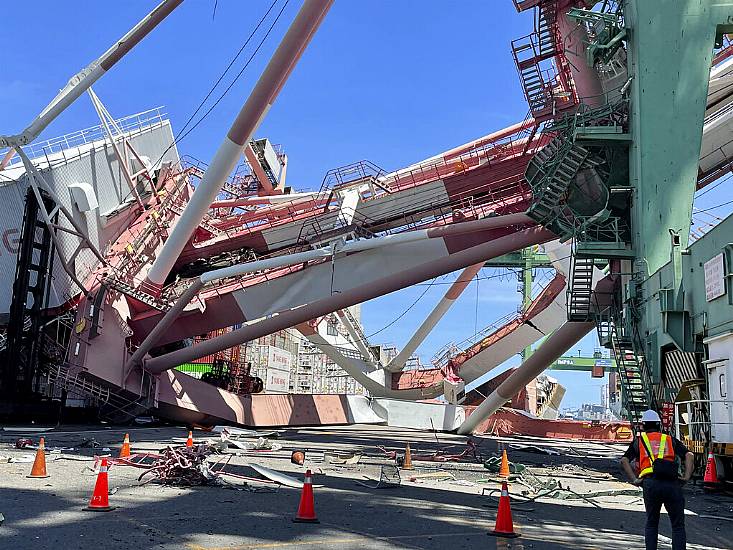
xmin=175 ymin=362 xmax=213 ymax=375
xmin=484 ymin=250 xmax=552 ymax=268
xmin=513 ymin=0 xmax=733 ymax=422
xmin=625 ymin=0 xmax=733 ymax=398
xmin=640 ymin=212 xmax=733 ymax=347
xmin=548 ymin=355 xmax=617 ymax=371
xmin=626 ymin=0 xmax=726 ymax=275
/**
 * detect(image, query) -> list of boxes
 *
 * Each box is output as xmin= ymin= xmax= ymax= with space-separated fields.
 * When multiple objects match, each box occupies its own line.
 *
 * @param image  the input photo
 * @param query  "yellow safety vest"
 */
xmin=638 ymin=432 xmax=675 ymax=478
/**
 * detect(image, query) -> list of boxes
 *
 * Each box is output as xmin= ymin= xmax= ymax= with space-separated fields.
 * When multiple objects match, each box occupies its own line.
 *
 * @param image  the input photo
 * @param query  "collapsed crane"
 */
xmin=1 ymin=0 xmax=733 ymax=457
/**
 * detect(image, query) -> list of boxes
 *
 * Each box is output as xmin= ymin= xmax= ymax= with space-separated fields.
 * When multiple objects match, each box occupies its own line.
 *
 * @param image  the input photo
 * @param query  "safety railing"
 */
xmin=511 ymin=32 xmax=549 ymax=68
xmin=511 ymin=0 xmax=543 ymax=12
xmin=674 ymin=399 xmax=733 ymax=447
xmin=321 ymin=160 xmax=387 ymax=191
xmin=0 ymin=107 xmax=166 ymax=169
xmin=431 ymin=310 xmax=520 ymax=368
xmin=181 ymin=155 xmax=260 ymax=199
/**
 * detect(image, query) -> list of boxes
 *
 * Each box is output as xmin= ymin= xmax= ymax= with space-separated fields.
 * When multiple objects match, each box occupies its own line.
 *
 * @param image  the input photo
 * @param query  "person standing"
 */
xmin=620 ymin=409 xmax=695 ymax=550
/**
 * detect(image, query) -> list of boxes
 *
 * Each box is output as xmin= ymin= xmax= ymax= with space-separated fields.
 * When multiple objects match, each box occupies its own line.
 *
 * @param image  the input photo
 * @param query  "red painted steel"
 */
xmin=471 ymin=408 xmax=633 ymax=442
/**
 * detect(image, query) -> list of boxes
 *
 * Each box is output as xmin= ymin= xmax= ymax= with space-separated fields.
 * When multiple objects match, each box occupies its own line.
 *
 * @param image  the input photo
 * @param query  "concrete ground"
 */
xmin=0 ymin=423 xmax=731 ymax=550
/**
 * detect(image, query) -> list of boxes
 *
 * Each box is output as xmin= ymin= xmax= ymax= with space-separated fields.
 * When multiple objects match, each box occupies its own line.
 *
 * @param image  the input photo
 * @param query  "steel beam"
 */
xmin=335 ymin=310 xmax=377 ymax=365
xmin=385 ymin=262 xmax=483 ymax=372
xmin=297 ymin=323 xmax=440 ymax=400
xmin=457 ymin=320 xmax=595 ymax=435
xmin=0 ymin=0 xmax=183 ymax=148
xmin=146 ymin=0 xmax=333 ymax=287
xmin=145 ymin=226 xmax=555 ymax=373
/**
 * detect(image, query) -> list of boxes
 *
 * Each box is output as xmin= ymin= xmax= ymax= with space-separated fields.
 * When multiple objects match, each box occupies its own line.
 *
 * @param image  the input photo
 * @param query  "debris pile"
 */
xmin=377 ymin=439 xmax=482 ymax=464
xmin=139 ymin=444 xmax=219 ymax=486
xmin=484 ymin=454 xmax=526 ymax=476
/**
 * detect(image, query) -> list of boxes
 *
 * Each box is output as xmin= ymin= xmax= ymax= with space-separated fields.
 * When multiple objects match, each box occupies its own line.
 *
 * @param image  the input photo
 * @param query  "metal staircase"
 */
xmin=609 ymin=325 xmax=651 ymax=424
xmin=597 ymin=299 xmax=655 ymax=425
xmin=48 ymin=363 xmax=155 ymax=421
xmin=185 ymin=157 xmax=259 ymax=200
xmin=102 ymin=276 xmax=172 ymax=311
xmin=536 ymin=2 xmax=557 ymax=58
xmin=510 ymin=2 xmax=574 ymax=121
xmin=48 ymin=364 xmax=112 ymax=404
xmin=526 ymin=140 xmax=591 ymax=225
xmin=519 ymin=63 xmax=552 ymax=116
xmin=567 ymin=255 xmax=594 ymax=321
xmin=168 ymin=202 xmax=225 ymax=237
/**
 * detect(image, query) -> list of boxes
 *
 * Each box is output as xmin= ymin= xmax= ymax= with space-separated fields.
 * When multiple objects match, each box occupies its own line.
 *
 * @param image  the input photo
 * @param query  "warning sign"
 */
xmin=704 ymin=253 xmax=726 ymax=302
xmin=660 ymin=402 xmax=674 ymax=431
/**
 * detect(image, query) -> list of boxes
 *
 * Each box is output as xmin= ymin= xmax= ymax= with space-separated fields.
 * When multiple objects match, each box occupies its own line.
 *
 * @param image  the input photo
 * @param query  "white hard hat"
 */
xmin=641 ymin=409 xmax=661 ymax=423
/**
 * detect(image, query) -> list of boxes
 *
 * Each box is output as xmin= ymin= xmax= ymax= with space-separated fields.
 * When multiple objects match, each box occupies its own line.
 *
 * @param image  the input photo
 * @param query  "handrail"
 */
xmin=674 ymin=398 xmax=732 ymax=443
xmin=0 ymin=107 xmax=166 ymax=169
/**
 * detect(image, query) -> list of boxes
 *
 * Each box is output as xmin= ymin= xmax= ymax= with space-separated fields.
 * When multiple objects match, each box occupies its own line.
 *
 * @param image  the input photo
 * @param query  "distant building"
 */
xmin=561 ymin=403 xmax=614 ymax=421
xmin=289 ymin=307 xmax=365 ymax=395
xmin=176 ymin=306 xmax=366 ymax=395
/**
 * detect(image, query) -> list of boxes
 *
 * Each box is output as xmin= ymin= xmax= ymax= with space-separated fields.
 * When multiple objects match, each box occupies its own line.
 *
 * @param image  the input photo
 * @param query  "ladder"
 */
xmin=609 ymin=323 xmax=651 ymax=424
xmin=567 ymin=255 xmax=594 ymax=321
xmin=536 ymin=2 xmax=557 ymax=58
xmin=527 ymin=141 xmax=591 ymax=223
xmin=102 ymin=276 xmax=173 ymax=311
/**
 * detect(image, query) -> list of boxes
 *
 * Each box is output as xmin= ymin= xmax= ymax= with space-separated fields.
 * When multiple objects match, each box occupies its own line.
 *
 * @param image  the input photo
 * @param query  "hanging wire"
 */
xmin=153 ymin=0 xmax=289 ymax=168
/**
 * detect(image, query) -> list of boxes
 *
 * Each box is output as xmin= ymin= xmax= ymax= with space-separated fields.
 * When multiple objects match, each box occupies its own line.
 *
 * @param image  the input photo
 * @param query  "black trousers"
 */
xmin=642 ymin=477 xmax=686 ymax=550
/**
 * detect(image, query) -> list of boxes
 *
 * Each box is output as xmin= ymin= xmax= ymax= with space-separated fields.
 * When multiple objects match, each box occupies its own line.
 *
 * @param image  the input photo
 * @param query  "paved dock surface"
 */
xmin=0 ymin=424 xmax=731 ymax=549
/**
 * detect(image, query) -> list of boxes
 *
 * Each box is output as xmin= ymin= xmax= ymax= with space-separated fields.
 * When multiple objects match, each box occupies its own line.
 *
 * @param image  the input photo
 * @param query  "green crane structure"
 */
xmin=510 ymin=0 xmax=733 ymax=442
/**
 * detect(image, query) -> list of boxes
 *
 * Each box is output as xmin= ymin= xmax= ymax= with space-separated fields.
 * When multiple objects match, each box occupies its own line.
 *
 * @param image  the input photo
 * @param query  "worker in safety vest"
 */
xmin=620 ymin=409 xmax=695 ymax=550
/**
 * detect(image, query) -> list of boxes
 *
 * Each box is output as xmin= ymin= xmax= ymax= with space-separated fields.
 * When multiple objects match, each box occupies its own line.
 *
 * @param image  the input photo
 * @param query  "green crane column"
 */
xmin=627 ymin=1 xmax=728 ymax=275
xmin=625 ymin=0 xmax=732 ymax=375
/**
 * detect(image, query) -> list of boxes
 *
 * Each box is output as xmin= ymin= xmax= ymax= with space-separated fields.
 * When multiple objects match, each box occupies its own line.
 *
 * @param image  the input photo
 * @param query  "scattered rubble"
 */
xmin=139 ymin=445 xmax=220 ymax=486
xmin=248 ymin=464 xmax=309 ymax=488
xmin=356 ymin=464 xmax=401 ymax=489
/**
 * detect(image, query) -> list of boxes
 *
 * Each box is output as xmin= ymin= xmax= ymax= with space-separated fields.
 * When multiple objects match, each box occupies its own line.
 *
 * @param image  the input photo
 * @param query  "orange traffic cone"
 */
xmin=27 ymin=437 xmax=49 ymax=479
xmin=186 ymin=430 xmax=194 ymax=448
xmin=119 ymin=433 xmax=131 ymax=458
xmin=488 ymin=481 xmax=519 ymax=538
xmin=704 ymin=451 xmax=720 ymax=491
xmin=403 ymin=443 xmax=413 ymax=470
xmin=292 ymin=469 xmax=319 ymax=523
xmin=84 ymin=457 xmax=115 ymax=512
xmin=499 ymin=449 xmax=510 ymax=478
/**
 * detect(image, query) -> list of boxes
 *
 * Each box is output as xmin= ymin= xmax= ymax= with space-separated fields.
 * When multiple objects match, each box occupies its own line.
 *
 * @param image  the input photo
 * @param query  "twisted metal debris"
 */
xmin=138 ymin=444 xmax=219 ymax=486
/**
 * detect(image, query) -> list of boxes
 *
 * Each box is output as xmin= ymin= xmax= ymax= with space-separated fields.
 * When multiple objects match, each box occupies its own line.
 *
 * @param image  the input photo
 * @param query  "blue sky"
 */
xmin=3 ymin=1 xmax=730 ymax=408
